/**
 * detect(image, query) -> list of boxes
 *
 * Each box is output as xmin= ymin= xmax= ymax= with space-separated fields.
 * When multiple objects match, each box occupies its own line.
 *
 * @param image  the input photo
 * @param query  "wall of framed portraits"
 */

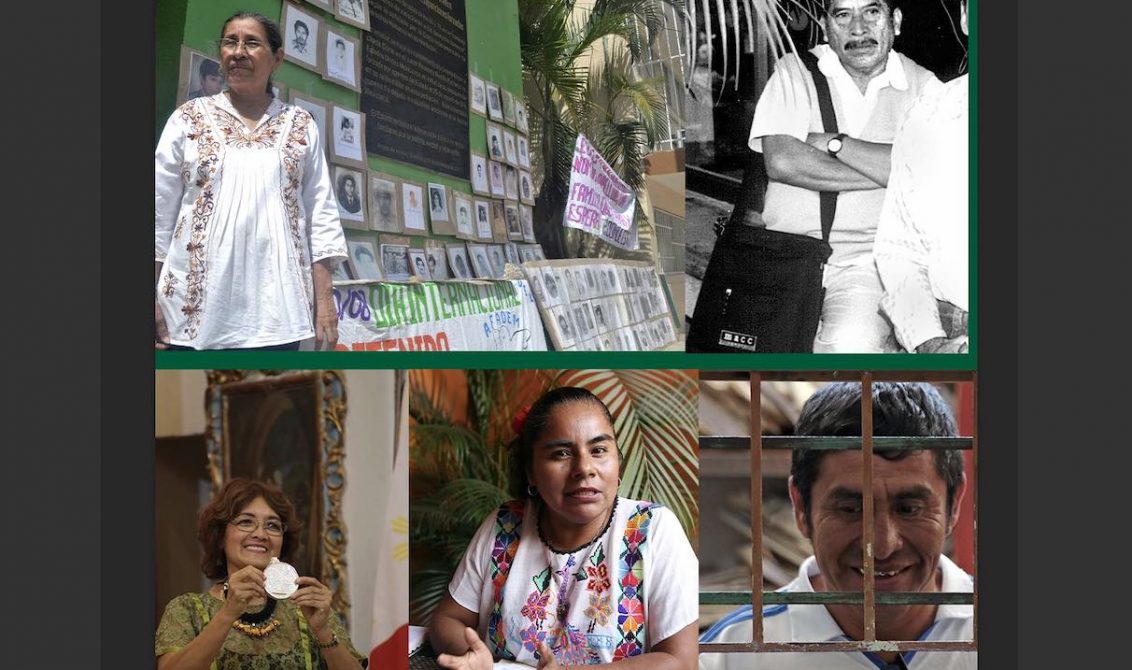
xmin=153 ymin=369 xmax=400 ymax=651
xmin=157 ymin=1 xmax=547 ymax=341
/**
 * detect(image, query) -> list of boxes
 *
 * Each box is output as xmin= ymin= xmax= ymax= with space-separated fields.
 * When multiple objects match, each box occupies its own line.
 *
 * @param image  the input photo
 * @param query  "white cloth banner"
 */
xmin=333 ymin=279 xmax=549 ymax=351
xmin=563 ymin=134 xmax=639 ymax=250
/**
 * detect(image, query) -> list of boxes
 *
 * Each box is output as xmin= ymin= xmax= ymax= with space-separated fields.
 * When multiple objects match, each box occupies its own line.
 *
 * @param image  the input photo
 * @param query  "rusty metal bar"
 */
xmin=701 ymin=591 xmax=973 ymax=606
xmin=701 ymin=436 xmax=974 ymax=451
xmin=861 ymin=374 xmax=876 ymax=641
xmin=972 ymin=374 xmax=979 ymax=647
xmin=750 ymin=372 xmax=764 ymax=647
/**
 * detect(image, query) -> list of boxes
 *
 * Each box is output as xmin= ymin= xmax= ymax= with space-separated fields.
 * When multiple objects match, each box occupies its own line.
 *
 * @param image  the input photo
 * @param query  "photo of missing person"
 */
xmin=488 ymin=160 xmax=506 ymax=198
xmin=323 ymin=31 xmax=359 ymax=91
xmin=331 ymin=106 xmax=364 ymax=166
xmin=346 ymin=239 xmax=380 ymax=280
xmin=505 ymin=203 xmax=522 ymax=241
xmin=470 ymin=153 xmax=490 ymax=195
xmin=540 ymin=267 xmax=563 ymax=306
xmin=425 ymin=241 xmax=450 ymax=280
xmin=474 ymin=200 xmax=493 ymax=241
xmin=408 ymin=249 xmax=432 ymax=280
xmin=466 ymin=243 xmax=492 ymax=279
xmin=380 ymin=243 xmax=411 ymax=281
xmin=502 ymin=89 xmax=516 ymax=126
xmin=486 ymin=82 xmax=503 ymax=121
xmin=519 ymin=205 xmax=535 ymax=243
xmin=469 ymin=73 xmax=487 ymax=116
xmin=487 ymin=244 xmax=506 ymax=278
xmin=519 ymin=170 xmax=534 ymax=205
xmin=402 ymin=183 xmax=426 ymax=231
xmin=334 ymin=0 xmax=371 ymax=31
xmin=446 ymin=244 xmax=472 ymax=279
xmin=516 ymin=135 xmax=530 ymax=169
xmin=427 ymin=183 xmax=450 ymax=223
xmin=504 ymin=166 xmax=519 ymax=201
xmin=289 ymin=93 xmax=329 ymax=158
xmin=369 ymin=175 xmax=400 ymax=232
xmin=514 ymin=100 xmax=529 ymax=134
xmin=334 ymin=166 xmax=366 ymax=225
xmin=282 ymin=4 xmax=321 ymax=70
xmin=503 ymin=130 xmax=518 ymax=166
xmin=183 ymin=51 xmax=225 ymax=103
xmin=487 ymin=123 xmax=506 ymax=162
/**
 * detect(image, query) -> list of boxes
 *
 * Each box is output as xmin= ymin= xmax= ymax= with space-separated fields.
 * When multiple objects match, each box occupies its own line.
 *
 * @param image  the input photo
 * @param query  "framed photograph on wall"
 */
xmin=322 ymin=28 xmax=361 ymax=92
xmin=329 ymin=105 xmax=366 ymax=168
xmin=515 ymin=100 xmax=529 ymax=135
xmin=446 ymin=243 xmax=472 ymax=280
xmin=271 ymin=81 xmax=288 ymax=101
xmin=427 ymin=183 xmax=450 ymax=223
xmin=367 ymin=172 xmax=401 ymax=233
xmin=346 ymin=238 xmax=382 ymax=280
xmin=503 ymin=130 xmax=518 ymax=166
xmin=486 ymin=82 xmax=504 ymax=121
xmin=401 ymin=182 xmax=427 ymax=233
xmin=502 ymin=89 xmax=516 ymax=126
xmin=504 ymin=242 xmax=520 ymax=266
xmin=517 ymin=135 xmax=531 ymax=169
xmin=488 ymin=160 xmax=506 ymax=198
xmin=470 ymin=152 xmax=490 ymax=195
xmin=408 ymin=248 xmax=432 ymax=280
xmin=379 ymin=238 xmax=412 ymax=281
xmin=520 ymin=204 xmax=536 ymax=243
xmin=486 ymin=123 xmax=506 ymax=163
xmin=473 ymin=199 xmax=493 ymax=241
xmin=281 ymin=3 xmax=322 ymax=72
xmin=290 ymin=92 xmax=330 ymax=156
xmin=505 ymin=201 xmax=523 ymax=241
xmin=334 ymin=0 xmax=371 ymax=31
xmin=425 ymin=239 xmax=450 ymax=280
xmin=466 ymin=242 xmax=492 ymax=279
xmin=519 ymin=170 xmax=535 ymax=205
xmin=469 ymin=73 xmax=487 ymax=116
xmin=332 ymin=259 xmax=354 ymax=282
xmin=486 ymin=244 xmax=507 ymax=278
xmin=504 ymin=166 xmax=519 ymax=201
xmin=452 ymin=194 xmax=475 ymax=240
xmin=177 ymin=46 xmax=225 ymax=105
xmin=333 ymin=165 xmax=367 ymax=228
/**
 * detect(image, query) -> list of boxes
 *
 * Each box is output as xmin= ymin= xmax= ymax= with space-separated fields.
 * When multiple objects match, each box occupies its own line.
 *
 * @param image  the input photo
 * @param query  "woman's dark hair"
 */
xmin=509 ymin=387 xmax=617 ymax=499
xmin=790 ymin=382 xmax=965 ymax=528
xmin=197 ymin=478 xmax=301 ymax=580
xmin=220 ymin=12 xmax=283 ymax=95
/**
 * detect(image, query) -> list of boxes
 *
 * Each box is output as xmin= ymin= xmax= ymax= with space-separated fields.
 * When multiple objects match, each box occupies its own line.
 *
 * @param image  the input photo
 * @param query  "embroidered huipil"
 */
xmin=449 ymin=498 xmax=698 ymax=666
xmin=155 ymin=93 xmax=346 ymax=349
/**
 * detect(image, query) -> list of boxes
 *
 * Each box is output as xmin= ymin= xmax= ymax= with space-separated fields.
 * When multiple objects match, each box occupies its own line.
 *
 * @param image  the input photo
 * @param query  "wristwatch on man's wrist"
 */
xmin=826 ymin=133 xmax=848 ymax=157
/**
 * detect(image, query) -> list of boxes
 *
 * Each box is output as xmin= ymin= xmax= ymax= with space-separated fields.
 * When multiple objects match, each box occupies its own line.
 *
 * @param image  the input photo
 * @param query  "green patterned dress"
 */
xmin=155 ymin=592 xmax=367 ymax=670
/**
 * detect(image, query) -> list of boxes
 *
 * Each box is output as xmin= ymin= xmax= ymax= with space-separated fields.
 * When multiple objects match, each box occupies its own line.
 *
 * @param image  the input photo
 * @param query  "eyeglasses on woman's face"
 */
xmin=229 ymin=516 xmax=286 ymax=536
xmin=218 ymin=38 xmax=267 ymax=54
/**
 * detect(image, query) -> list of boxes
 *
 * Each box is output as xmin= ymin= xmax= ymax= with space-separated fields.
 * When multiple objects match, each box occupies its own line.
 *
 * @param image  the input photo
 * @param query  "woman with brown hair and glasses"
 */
xmin=155 ymin=478 xmax=366 ymax=669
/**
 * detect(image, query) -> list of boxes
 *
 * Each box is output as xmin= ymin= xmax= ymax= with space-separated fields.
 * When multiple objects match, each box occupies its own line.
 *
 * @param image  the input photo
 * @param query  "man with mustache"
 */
xmin=699 ymin=382 xmax=975 ymax=669
xmin=745 ymin=0 xmax=937 ymax=353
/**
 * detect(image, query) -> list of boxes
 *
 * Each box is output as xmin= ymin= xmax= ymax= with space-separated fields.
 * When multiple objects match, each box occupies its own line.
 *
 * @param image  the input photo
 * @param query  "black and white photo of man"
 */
xmin=334 ymin=168 xmax=365 ymax=223
xmin=370 ymin=176 xmax=399 ymax=232
xmin=283 ymin=5 xmax=320 ymax=69
xmin=347 ymin=240 xmax=380 ymax=280
xmin=428 ymin=183 xmax=449 ymax=222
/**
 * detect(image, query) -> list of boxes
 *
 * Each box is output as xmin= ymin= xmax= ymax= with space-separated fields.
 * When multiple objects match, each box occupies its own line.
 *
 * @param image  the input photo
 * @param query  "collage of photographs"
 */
xmin=154 ymin=1 xmax=976 ymax=670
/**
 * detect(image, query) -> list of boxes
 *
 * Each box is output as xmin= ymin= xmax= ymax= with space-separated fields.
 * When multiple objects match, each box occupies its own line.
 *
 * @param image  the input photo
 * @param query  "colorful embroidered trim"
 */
xmin=613 ymin=502 xmax=657 ymax=659
xmin=487 ymin=500 xmax=526 ymax=659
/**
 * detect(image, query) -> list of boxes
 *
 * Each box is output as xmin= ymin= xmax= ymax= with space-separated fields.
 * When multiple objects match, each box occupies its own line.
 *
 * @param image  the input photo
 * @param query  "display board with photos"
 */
xmin=521 ymin=259 xmax=678 ymax=352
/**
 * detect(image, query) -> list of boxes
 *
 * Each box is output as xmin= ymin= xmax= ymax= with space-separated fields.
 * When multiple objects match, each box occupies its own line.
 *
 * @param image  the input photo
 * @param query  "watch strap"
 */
xmin=798 ymin=50 xmax=839 ymax=244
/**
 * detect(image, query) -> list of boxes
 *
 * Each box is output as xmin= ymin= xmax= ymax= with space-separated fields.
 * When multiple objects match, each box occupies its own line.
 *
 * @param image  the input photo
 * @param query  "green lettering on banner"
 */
xmin=365 ymin=280 xmax=525 ymax=328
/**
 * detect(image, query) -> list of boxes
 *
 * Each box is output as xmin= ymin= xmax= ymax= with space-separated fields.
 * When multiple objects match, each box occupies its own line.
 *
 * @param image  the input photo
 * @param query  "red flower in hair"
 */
xmin=512 ymin=404 xmax=532 ymax=436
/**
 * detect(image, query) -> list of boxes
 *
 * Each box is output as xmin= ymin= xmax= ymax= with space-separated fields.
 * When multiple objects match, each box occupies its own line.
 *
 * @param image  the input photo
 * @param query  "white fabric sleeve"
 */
xmin=875 ymin=128 xmax=945 ymax=352
xmin=154 ymin=110 xmax=186 ymax=262
xmin=447 ymin=510 xmax=500 ymax=615
xmin=645 ymin=507 xmax=699 ymax=647
xmin=748 ymin=53 xmax=813 ymax=153
xmin=300 ymin=114 xmax=348 ymax=265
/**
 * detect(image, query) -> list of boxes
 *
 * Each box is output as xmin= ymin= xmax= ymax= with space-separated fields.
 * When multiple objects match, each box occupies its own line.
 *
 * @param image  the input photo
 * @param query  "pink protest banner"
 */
xmin=563 ymin=134 xmax=639 ymax=250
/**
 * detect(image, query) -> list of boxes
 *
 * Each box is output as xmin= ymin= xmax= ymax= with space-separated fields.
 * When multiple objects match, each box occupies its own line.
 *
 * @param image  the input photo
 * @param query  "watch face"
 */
xmin=828 ymin=137 xmax=843 ymax=154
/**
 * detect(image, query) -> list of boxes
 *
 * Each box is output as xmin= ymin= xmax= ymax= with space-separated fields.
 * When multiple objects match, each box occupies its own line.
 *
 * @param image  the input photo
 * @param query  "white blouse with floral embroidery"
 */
xmin=155 ymin=93 xmax=346 ymax=349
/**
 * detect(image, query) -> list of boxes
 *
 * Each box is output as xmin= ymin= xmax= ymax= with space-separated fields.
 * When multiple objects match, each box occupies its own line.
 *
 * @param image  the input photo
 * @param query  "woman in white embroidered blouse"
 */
xmin=155 ymin=12 xmax=346 ymax=350
xmin=427 ymin=388 xmax=699 ymax=670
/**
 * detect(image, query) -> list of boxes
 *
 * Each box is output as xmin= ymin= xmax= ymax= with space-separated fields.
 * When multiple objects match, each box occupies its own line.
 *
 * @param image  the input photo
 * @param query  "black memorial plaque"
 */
xmin=362 ymin=0 xmax=470 ymax=179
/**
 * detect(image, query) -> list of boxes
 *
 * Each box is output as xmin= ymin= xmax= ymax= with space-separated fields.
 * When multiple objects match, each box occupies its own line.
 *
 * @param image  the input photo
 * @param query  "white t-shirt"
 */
xmin=699 ymin=555 xmax=975 ymax=670
xmin=449 ymin=498 xmax=698 ymax=665
xmin=875 ymin=75 xmax=970 ymax=351
xmin=155 ymin=94 xmax=346 ymax=348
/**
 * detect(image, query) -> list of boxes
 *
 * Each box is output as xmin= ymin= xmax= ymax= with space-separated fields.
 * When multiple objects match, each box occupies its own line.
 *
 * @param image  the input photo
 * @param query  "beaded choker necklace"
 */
xmin=222 ymin=583 xmax=281 ymax=637
xmin=537 ymin=495 xmax=619 ymax=555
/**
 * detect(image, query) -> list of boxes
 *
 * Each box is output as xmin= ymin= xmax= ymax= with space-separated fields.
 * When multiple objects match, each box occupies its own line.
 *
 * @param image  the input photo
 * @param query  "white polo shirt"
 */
xmin=699 ymin=556 xmax=975 ymax=669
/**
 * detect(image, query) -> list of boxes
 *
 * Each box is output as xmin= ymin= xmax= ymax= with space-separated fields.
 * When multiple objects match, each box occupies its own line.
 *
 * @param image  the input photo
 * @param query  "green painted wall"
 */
xmin=155 ymin=0 xmax=523 ymax=248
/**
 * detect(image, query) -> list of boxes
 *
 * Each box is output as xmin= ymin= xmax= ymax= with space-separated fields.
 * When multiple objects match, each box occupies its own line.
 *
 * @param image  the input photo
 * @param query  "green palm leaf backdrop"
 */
xmin=519 ymin=0 xmax=685 ymax=261
xmin=408 ymin=368 xmax=699 ymax=624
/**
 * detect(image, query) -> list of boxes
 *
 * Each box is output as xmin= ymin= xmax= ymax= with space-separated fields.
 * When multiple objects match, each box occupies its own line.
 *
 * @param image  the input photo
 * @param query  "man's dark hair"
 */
xmin=822 ymin=0 xmax=902 ymax=15
xmin=199 ymin=59 xmax=222 ymax=78
xmin=791 ymin=382 xmax=964 ymax=526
